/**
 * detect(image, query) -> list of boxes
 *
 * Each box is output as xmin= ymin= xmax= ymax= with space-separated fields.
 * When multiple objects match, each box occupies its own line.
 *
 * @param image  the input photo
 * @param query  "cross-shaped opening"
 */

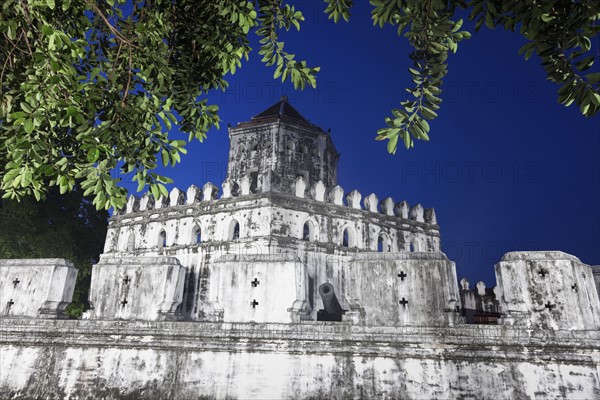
xmin=399 ymin=298 xmax=409 ymax=307
xmin=250 ymin=299 xmax=259 ymax=308
xmin=571 ymin=284 xmax=578 ymax=292
xmin=251 ymin=278 xmax=260 ymax=287
xmin=397 ymin=271 xmax=407 ymax=281
xmin=538 ymin=269 xmax=548 ymax=278
xmin=121 ymin=299 xmax=128 ymax=307
xmin=123 ymin=276 xmax=131 ymax=285
xmin=544 ymin=301 xmax=555 ymax=310
xmin=12 ymin=278 xmax=20 ymax=288
xmin=7 ymin=299 xmax=14 ymax=308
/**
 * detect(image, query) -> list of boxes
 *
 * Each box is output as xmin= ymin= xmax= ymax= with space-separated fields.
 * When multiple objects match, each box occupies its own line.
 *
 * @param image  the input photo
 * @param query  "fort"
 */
xmin=1 ymin=98 xmax=599 ymax=399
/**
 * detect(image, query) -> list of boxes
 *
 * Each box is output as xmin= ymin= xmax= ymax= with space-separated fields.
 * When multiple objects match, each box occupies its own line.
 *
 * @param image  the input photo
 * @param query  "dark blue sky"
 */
xmin=122 ymin=2 xmax=600 ymax=286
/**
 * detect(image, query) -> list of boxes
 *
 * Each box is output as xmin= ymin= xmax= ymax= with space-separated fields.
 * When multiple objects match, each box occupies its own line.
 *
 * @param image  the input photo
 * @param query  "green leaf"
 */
xmin=150 ymin=184 xmax=159 ymax=200
xmin=6 ymin=22 xmax=16 ymax=40
xmin=87 ymin=148 xmax=100 ymax=163
xmin=21 ymin=170 xmax=33 ymax=187
xmin=20 ymin=102 xmax=33 ymax=113
xmin=23 ymin=119 xmax=34 ymax=134
xmin=387 ymin=134 xmax=398 ymax=154
xmin=42 ymin=25 xmax=53 ymax=36
xmin=421 ymin=107 xmax=438 ymax=120
xmin=136 ymin=179 xmax=146 ymax=193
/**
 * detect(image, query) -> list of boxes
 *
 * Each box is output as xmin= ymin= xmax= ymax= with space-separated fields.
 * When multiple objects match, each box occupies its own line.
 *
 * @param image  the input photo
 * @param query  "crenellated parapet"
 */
xmin=106 ymin=175 xmax=441 ymax=258
xmin=107 ymin=177 xmax=440 ymax=255
xmin=116 ymin=178 xmax=438 ymax=227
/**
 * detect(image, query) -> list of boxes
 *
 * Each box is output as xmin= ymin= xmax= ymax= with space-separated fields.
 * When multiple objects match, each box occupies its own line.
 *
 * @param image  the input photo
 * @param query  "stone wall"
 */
xmin=85 ymin=256 xmax=186 ymax=321
xmin=208 ymin=253 xmax=309 ymax=323
xmin=0 ymin=258 xmax=77 ymax=318
xmin=495 ymin=251 xmax=600 ymax=330
xmin=344 ymin=252 xmax=462 ymax=327
xmin=1 ymin=319 xmax=599 ymax=399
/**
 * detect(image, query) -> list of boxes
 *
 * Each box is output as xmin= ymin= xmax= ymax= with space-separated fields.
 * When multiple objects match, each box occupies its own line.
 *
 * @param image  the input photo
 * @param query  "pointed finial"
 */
xmin=279 ymin=96 xmax=288 ymax=116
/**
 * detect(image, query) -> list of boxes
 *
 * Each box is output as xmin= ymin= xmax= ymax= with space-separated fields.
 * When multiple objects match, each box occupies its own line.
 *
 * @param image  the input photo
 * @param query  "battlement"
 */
xmin=116 ymin=178 xmax=437 ymax=226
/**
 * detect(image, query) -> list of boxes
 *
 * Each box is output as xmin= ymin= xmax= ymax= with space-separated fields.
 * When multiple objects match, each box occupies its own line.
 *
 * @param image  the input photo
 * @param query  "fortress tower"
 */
xmin=89 ymin=98 xmax=444 ymax=323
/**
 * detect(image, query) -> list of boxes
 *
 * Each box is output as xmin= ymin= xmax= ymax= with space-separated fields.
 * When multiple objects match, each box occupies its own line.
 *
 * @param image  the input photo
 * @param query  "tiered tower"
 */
xmin=91 ymin=98 xmax=444 ymax=323
xmin=226 ymin=96 xmax=339 ymax=192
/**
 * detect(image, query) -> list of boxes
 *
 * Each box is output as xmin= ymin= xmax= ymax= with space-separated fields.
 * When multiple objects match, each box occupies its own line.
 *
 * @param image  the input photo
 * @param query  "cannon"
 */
xmin=317 ymin=283 xmax=344 ymax=321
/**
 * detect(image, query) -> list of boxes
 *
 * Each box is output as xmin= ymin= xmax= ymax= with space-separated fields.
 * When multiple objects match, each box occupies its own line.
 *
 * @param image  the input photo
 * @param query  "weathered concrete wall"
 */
xmin=495 ymin=251 xmax=600 ymax=330
xmin=85 ymin=256 xmax=186 ymax=321
xmin=344 ymin=252 xmax=462 ymax=327
xmin=1 ymin=319 xmax=599 ymax=399
xmin=208 ymin=254 xmax=309 ymax=323
xmin=0 ymin=259 xmax=77 ymax=318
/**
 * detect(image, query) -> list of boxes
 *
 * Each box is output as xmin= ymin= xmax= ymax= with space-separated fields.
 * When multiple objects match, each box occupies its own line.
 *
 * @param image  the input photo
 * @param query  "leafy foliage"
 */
xmin=1 ymin=0 xmax=598 ymax=209
xmin=324 ymin=0 xmax=599 ymax=153
xmin=0 ymin=0 xmax=318 ymax=210
xmin=0 ymin=185 xmax=108 ymax=318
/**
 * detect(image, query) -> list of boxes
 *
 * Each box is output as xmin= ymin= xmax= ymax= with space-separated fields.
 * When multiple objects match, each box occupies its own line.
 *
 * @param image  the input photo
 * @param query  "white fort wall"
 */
xmin=0 ymin=259 xmax=77 ymax=319
xmin=1 ymin=319 xmax=599 ymax=400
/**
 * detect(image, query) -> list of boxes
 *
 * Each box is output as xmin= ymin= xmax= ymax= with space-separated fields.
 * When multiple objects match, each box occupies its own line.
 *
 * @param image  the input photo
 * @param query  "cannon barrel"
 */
xmin=318 ymin=283 xmax=343 ymax=316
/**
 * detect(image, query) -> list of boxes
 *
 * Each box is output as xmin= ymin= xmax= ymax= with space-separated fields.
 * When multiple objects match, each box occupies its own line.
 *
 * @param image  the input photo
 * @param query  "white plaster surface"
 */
xmin=1 ymin=320 xmax=599 ymax=399
xmin=86 ymin=256 xmax=186 ymax=321
xmin=495 ymin=251 xmax=600 ymax=329
xmin=345 ymin=252 xmax=461 ymax=327
xmin=0 ymin=258 xmax=77 ymax=318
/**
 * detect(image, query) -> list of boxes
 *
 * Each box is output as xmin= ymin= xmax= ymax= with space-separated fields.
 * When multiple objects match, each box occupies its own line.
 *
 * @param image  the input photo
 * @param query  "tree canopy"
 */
xmin=1 ymin=0 xmax=598 ymax=210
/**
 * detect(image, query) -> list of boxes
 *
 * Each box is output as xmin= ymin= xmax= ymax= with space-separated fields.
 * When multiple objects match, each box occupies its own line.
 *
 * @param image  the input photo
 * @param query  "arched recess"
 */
xmin=192 ymin=224 xmax=202 ymax=244
xmin=341 ymin=225 xmax=355 ymax=248
xmin=286 ymin=140 xmax=295 ymax=152
xmin=158 ymin=229 xmax=167 ymax=248
xmin=228 ymin=219 xmax=241 ymax=240
xmin=410 ymin=238 xmax=419 ymax=252
xmin=237 ymin=144 xmax=246 ymax=156
xmin=377 ymin=232 xmax=392 ymax=252
xmin=302 ymin=219 xmax=318 ymax=242
xmin=251 ymin=142 xmax=259 ymax=152
xmin=126 ymin=232 xmax=135 ymax=251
